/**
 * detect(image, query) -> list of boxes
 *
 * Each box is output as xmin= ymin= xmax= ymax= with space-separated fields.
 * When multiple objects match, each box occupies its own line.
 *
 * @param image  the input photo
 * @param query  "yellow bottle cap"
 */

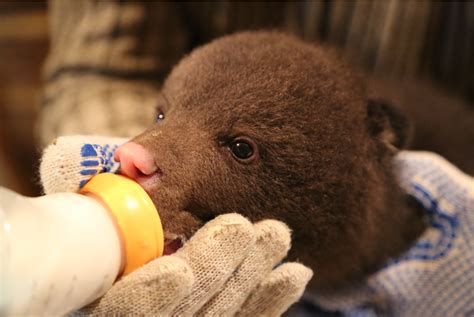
xmin=80 ymin=173 xmax=164 ymax=276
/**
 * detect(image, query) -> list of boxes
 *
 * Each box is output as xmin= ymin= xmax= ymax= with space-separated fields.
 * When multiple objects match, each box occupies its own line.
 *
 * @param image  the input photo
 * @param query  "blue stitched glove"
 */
xmin=40 ymin=135 xmax=128 ymax=194
xmin=302 ymin=151 xmax=474 ymax=317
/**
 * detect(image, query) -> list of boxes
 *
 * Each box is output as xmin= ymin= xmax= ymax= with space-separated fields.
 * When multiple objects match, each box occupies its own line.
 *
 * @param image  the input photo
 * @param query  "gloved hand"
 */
xmin=74 ymin=213 xmax=312 ymax=316
xmin=304 ymin=151 xmax=474 ymax=316
xmin=40 ymin=135 xmax=313 ymax=316
xmin=40 ymin=135 xmax=127 ymax=194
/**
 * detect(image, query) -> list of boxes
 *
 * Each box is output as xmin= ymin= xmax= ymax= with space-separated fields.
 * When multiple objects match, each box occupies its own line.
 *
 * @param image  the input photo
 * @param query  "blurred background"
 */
xmin=0 ymin=1 xmax=473 ymax=195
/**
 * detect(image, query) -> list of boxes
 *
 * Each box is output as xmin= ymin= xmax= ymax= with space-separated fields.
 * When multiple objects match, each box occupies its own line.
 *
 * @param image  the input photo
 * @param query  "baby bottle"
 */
xmin=0 ymin=173 xmax=164 ymax=316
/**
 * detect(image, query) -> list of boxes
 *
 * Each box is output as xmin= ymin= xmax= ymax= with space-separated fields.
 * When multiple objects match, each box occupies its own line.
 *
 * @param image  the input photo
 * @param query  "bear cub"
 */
xmin=114 ymin=32 xmax=428 ymax=293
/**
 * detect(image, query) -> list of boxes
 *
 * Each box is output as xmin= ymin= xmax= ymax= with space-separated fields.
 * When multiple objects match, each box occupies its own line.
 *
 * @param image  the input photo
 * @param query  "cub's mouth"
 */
xmin=163 ymin=233 xmax=185 ymax=255
xmin=125 ymin=174 xmax=206 ymax=256
xmin=123 ymin=173 xmax=188 ymax=255
xmin=114 ymin=148 xmax=197 ymax=256
xmin=159 ymin=210 xmax=205 ymax=256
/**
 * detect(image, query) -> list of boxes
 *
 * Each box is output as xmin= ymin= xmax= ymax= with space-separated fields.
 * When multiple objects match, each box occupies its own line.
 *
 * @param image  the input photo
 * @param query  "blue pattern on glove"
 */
xmin=388 ymin=183 xmax=458 ymax=264
xmin=79 ymin=143 xmax=120 ymax=188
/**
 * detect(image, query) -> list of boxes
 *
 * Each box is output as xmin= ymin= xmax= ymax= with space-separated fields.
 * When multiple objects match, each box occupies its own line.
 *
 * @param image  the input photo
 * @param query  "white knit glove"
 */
xmin=40 ymin=136 xmax=313 ymax=316
xmin=74 ymin=213 xmax=312 ymax=316
xmin=40 ymin=135 xmax=128 ymax=194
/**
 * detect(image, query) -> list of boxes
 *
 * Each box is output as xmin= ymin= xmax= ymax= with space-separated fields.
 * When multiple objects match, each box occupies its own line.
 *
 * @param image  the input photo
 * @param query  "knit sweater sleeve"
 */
xmin=38 ymin=0 xmax=189 ymax=145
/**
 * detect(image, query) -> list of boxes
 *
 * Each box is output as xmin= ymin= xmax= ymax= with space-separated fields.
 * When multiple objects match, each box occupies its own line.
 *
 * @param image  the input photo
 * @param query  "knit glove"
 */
xmin=73 ymin=213 xmax=312 ymax=316
xmin=300 ymin=151 xmax=474 ymax=316
xmin=40 ymin=136 xmax=313 ymax=316
xmin=40 ymin=135 xmax=128 ymax=194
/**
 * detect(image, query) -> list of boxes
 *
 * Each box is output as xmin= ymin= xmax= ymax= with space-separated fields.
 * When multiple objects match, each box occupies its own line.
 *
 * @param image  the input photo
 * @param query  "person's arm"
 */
xmin=38 ymin=0 xmax=189 ymax=145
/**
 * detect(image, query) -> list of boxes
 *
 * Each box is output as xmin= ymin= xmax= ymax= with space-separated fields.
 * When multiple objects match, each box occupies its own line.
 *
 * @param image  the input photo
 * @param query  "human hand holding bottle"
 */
xmin=23 ymin=135 xmax=313 ymax=316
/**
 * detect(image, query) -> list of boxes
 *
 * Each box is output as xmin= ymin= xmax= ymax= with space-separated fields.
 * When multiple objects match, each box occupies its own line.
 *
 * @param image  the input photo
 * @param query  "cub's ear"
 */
xmin=366 ymin=98 xmax=412 ymax=151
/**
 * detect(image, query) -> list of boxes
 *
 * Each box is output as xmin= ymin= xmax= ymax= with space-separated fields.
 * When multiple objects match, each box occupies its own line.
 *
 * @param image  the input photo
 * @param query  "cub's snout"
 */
xmin=114 ymin=142 xmax=162 ymax=190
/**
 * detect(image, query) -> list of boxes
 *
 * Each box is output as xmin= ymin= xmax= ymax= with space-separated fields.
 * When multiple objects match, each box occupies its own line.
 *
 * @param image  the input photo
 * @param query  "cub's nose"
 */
xmin=114 ymin=142 xmax=159 ymax=180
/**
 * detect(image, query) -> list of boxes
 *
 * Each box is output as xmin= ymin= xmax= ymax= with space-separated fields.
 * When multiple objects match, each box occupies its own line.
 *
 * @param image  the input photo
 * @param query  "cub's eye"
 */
xmin=156 ymin=111 xmax=165 ymax=123
xmin=229 ymin=137 xmax=258 ymax=163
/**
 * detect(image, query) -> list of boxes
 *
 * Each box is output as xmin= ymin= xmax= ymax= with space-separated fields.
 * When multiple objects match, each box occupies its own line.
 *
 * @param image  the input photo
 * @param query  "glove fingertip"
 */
xmin=178 ymin=213 xmax=255 ymax=258
xmin=274 ymin=262 xmax=314 ymax=290
xmin=237 ymin=262 xmax=313 ymax=317
xmin=253 ymin=219 xmax=292 ymax=261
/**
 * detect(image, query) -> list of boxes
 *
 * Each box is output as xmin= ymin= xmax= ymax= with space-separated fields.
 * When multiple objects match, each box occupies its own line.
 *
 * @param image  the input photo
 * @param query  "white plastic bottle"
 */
xmin=0 ymin=173 xmax=164 ymax=316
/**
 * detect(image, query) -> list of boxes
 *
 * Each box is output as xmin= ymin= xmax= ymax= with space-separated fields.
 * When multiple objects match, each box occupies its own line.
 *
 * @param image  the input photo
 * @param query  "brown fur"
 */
xmin=131 ymin=32 xmax=427 ymax=293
